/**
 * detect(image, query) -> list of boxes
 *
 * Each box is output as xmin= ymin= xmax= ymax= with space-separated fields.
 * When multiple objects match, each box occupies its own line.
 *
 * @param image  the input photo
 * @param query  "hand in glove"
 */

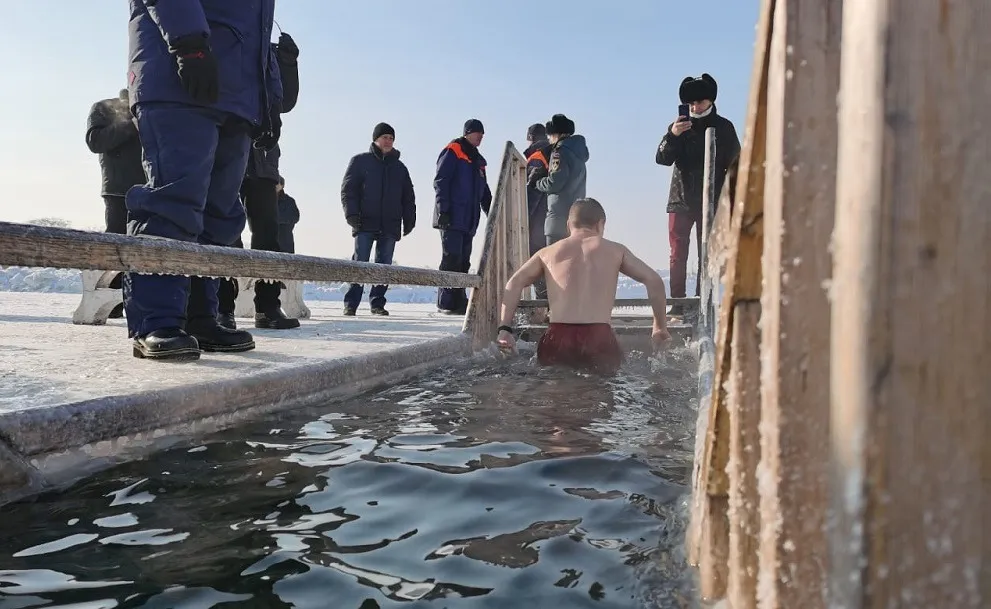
xmin=437 ymin=213 xmax=451 ymax=229
xmin=346 ymin=216 xmax=362 ymax=231
xmin=169 ymin=35 xmax=220 ymax=105
xmin=253 ymin=106 xmax=282 ymax=151
xmin=403 ymin=221 xmax=415 ymax=237
xmin=527 ymin=167 xmax=548 ymax=187
xmin=276 ymin=33 xmax=299 ymax=64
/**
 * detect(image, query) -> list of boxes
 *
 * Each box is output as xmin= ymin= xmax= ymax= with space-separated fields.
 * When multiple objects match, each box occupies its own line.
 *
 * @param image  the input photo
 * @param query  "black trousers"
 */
xmin=218 ymin=177 xmax=283 ymax=315
xmin=104 ymin=195 xmax=128 ymax=290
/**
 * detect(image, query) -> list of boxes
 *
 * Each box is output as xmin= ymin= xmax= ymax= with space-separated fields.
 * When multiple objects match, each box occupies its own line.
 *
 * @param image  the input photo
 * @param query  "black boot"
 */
xmin=217 ymin=312 xmax=237 ymax=330
xmin=255 ymin=309 xmax=300 ymax=330
xmin=370 ymin=307 xmax=389 ymax=316
xmin=132 ymin=328 xmax=200 ymax=361
xmin=186 ymin=319 xmax=256 ymax=352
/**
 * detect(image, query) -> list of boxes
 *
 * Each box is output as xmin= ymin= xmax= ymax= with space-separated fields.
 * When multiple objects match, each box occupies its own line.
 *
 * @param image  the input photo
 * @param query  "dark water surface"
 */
xmin=0 ymin=346 xmax=699 ymax=609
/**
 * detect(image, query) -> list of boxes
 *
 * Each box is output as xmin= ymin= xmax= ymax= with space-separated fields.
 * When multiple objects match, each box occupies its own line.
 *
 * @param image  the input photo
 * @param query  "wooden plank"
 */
xmin=517 ymin=297 xmax=698 ymax=309
xmin=693 ymin=0 xmax=775 ymax=600
xmin=726 ymin=302 xmax=762 ymax=608
xmin=464 ymin=141 xmax=528 ymax=347
xmin=830 ymin=1 xmax=991 ymax=607
xmin=0 ymin=221 xmax=480 ymax=289
xmin=757 ymin=1 xmax=841 ymax=608
xmin=699 ymin=127 xmax=717 ymax=336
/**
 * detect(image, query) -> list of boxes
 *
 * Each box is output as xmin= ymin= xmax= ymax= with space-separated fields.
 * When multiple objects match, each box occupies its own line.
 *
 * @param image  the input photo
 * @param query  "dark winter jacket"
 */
xmin=524 ymin=139 xmax=550 ymax=218
xmin=245 ymin=39 xmax=300 ymax=182
xmin=655 ymin=106 xmax=740 ymax=214
xmin=341 ymin=144 xmax=416 ymax=240
xmin=277 ymin=191 xmax=299 ymax=253
xmin=432 ymin=138 xmax=492 ymax=235
xmin=127 ymin=0 xmax=282 ymax=126
xmin=85 ymin=94 xmax=146 ymax=197
xmin=536 ymin=134 xmax=590 ymax=239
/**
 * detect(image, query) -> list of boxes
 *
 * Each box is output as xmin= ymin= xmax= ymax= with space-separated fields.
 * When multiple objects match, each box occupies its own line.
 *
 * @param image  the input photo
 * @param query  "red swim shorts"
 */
xmin=537 ymin=323 xmax=624 ymax=375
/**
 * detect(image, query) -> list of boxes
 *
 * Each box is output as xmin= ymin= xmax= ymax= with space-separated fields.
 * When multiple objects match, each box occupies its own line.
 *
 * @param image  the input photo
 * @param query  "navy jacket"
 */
xmin=127 ymin=0 xmax=282 ymax=126
xmin=656 ymin=107 xmax=740 ymax=214
xmin=524 ymin=139 xmax=550 ymax=217
xmin=85 ymin=95 xmax=146 ymax=197
xmin=432 ymin=138 xmax=492 ymax=235
xmin=537 ymin=134 xmax=590 ymax=239
xmin=246 ymin=41 xmax=300 ymax=182
xmin=277 ymin=191 xmax=299 ymax=253
xmin=341 ymin=144 xmax=416 ymax=241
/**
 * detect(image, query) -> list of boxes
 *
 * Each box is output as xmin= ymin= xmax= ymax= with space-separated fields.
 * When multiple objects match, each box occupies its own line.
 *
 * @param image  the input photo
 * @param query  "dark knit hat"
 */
xmin=526 ymin=123 xmax=546 ymax=141
xmin=679 ymin=73 xmax=718 ymax=103
xmin=463 ymin=118 xmax=485 ymax=136
xmin=545 ymin=113 xmax=576 ymax=136
xmin=372 ymin=122 xmax=395 ymax=140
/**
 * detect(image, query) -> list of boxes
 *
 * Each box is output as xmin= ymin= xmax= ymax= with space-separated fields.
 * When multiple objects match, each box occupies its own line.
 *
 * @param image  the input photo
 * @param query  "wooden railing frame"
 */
xmin=462 ymin=141 xmax=530 ymax=348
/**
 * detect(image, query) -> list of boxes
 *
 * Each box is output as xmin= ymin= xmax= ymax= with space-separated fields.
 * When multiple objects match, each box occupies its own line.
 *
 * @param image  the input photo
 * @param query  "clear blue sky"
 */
xmin=2 ymin=1 xmax=758 ymax=270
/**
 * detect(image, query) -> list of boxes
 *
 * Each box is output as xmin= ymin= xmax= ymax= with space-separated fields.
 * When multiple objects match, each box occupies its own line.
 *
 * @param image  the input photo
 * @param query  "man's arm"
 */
xmin=340 ymin=156 xmax=363 ymax=220
xmin=275 ymin=34 xmax=300 ymax=113
xmin=433 ymin=149 xmax=456 ymax=215
xmin=536 ymin=149 xmax=571 ymax=194
xmin=85 ymin=102 xmax=137 ymax=154
xmin=655 ymin=126 xmax=685 ymax=166
xmin=140 ymin=0 xmax=209 ymax=46
xmin=498 ymin=254 xmax=546 ymax=329
xmin=401 ymin=165 xmax=416 ymax=232
xmin=480 ymin=173 xmax=493 ymax=215
xmin=619 ymin=246 xmax=668 ymax=333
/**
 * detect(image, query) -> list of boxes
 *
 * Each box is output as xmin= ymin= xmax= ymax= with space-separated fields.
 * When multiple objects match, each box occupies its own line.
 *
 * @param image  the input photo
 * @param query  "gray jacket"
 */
xmin=536 ymin=134 xmax=589 ymax=242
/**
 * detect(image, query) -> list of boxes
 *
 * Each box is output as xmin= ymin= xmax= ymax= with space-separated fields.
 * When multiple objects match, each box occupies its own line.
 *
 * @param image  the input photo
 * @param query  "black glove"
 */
xmin=169 ymin=35 xmax=219 ymax=105
xmin=276 ymin=33 xmax=299 ymax=64
xmin=528 ymin=167 xmax=548 ymax=187
xmin=346 ymin=215 xmax=361 ymax=230
xmin=253 ymin=106 xmax=282 ymax=151
xmin=437 ymin=213 xmax=451 ymax=229
xmin=403 ymin=221 xmax=415 ymax=237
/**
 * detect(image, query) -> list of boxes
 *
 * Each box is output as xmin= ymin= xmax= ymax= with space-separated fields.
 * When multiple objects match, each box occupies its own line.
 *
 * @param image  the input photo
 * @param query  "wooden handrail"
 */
xmin=0 ymin=221 xmax=480 ymax=288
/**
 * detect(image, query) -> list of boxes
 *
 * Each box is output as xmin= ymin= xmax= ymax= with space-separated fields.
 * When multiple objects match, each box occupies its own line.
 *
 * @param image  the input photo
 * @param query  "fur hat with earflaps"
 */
xmin=679 ymin=73 xmax=718 ymax=103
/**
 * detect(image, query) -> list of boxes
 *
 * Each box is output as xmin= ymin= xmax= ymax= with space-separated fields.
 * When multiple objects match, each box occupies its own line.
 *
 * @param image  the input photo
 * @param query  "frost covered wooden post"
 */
xmin=755 ymin=0 xmax=841 ymax=608
xmin=72 ymin=270 xmax=123 ymax=325
xmin=829 ymin=1 xmax=990 ymax=607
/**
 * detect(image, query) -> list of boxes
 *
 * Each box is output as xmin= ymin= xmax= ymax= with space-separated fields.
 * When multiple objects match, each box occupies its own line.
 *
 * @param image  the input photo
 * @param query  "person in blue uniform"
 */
xmin=433 ymin=119 xmax=492 ymax=315
xmin=124 ymin=0 xmax=283 ymax=361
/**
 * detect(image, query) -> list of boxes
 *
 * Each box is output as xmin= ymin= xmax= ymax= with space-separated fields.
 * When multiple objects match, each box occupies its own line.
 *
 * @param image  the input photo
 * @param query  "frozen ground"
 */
xmin=0 ymin=293 xmax=463 ymax=414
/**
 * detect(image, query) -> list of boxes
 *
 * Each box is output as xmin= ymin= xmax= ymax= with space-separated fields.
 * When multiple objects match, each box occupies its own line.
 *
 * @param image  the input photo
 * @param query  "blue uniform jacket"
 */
xmin=432 ymin=138 xmax=492 ymax=236
xmin=127 ymin=0 xmax=282 ymax=126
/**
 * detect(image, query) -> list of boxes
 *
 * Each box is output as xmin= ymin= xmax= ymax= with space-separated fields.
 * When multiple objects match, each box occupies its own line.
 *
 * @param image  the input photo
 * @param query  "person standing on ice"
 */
xmin=340 ymin=122 xmax=417 ymax=317
xmin=655 ymin=73 xmax=740 ymax=314
xmin=124 ymin=0 xmax=283 ymax=361
xmin=433 ymin=119 xmax=492 ymax=315
xmin=523 ymin=123 xmax=552 ymax=301
xmin=533 ymin=114 xmax=589 ymax=248
xmin=85 ymin=88 xmax=147 ymax=319
xmin=216 ymin=30 xmax=301 ymax=332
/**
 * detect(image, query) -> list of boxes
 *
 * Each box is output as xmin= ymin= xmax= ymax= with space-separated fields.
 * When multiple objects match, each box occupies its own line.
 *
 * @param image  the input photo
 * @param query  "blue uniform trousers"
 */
xmin=124 ymin=102 xmax=251 ymax=337
xmin=436 ymin=229 xmax=474 ymax=312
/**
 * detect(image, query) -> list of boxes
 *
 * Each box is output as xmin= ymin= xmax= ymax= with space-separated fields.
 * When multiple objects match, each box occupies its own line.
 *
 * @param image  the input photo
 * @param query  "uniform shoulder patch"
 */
xmin=549 ymin=151 xmax=561 ymax=172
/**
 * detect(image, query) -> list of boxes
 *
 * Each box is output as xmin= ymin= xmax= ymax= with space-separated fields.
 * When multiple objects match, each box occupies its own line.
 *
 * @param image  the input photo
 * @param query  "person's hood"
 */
xmin=558 ymin=134 xmax=589 ymax=163
xmin=370 ymin=143 xmax=401 ymax=160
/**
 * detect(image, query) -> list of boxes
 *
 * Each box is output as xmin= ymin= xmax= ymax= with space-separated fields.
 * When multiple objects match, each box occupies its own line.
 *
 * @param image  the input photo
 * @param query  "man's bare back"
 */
xmin=539 ymin=233 xmax=626 ymax=324
xmin=496 ymin=198 xmax=671 ymax=371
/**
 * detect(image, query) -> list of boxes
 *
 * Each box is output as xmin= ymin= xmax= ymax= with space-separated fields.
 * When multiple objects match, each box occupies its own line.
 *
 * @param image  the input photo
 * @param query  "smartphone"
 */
xmin=678 ymin=103 xmax=690 ymax=120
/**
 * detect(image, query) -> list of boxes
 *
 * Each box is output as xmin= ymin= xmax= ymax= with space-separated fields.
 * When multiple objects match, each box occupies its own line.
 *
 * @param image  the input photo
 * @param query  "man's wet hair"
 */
xmin=569 ymin=198 xmax=606 ymax=228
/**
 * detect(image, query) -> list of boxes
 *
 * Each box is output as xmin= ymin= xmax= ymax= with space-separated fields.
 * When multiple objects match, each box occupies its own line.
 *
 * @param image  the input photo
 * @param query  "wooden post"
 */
xmin=464 ymin=142 xmax=528 ymax=348
xmin=756 ymin=1 xmax=841 ymax=608
xmin=830 ymin=1 xmax=991 ymax=607
xmin=699 ymin=127 xmax=717 ymax=336
xmin=693 ymin=0 xmax=774 ymax=600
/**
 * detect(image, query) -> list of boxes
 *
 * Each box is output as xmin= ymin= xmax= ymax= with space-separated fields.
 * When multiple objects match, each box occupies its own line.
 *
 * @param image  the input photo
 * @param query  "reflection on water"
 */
xmin=0 ymin=345 xmax=699 ymax=609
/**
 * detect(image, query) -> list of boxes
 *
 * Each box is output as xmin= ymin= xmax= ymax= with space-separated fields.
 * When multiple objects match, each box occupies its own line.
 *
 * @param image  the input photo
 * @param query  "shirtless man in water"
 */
xmin=495 ymin=197 xmax=672 ymax=374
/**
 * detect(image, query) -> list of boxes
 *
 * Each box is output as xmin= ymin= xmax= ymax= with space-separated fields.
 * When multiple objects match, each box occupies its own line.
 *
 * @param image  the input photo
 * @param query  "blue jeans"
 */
xmin=343 ymin=232 xmax=396 ymax=309
xmin=123 ymin=102 xmax=250 ymax=337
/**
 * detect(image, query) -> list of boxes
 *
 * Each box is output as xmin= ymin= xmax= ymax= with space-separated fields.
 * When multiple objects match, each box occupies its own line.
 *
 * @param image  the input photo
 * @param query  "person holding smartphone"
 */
xmin=655 ymin=74 xmax=741 ymax=313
